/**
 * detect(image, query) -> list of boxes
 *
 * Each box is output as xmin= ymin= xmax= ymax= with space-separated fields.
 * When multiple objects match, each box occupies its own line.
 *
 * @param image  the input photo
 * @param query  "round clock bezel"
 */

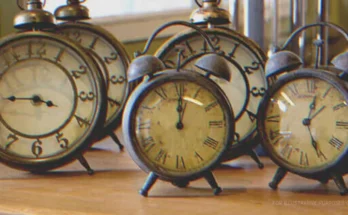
xmin=55 ymin=21 xmax=131 ymax=133
xmin=0 ymin=31 xmax=107 ymax=172
xmin=257 ymin=69 xmax=348 ymax=177
xmin=123 ymin=69 xmax=235 ymax=181
xmin=155 ymin=26 xmax=268 ymax=158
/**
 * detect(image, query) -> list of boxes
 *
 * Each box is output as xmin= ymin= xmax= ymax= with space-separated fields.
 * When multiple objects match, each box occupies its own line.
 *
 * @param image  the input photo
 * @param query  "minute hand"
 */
xmin=310 ymin=106 xmax=326 ymax=120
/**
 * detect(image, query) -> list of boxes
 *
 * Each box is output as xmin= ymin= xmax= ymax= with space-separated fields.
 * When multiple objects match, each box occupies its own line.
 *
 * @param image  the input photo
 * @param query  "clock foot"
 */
xmin=139 ymin=172 xmax=158 ymax=197
xmin=77 ymin=155 xmax=94 ymax=175
xmin=319 ymin=179 xmax=329 ymax=184
xmin=204 ymin=171 xmax=222 ymax=195
xmin=172 ymin=180 xmax=190 ymax=188
xmin=109 ymin=132 xmax=124 ymax=151
xmin=331 ymin=173 xmax=348 ymax=196
xmin=248 ymin=149 xmax=264 ymax=169
xmin=269 ymin=168 xmax=287 ymax=190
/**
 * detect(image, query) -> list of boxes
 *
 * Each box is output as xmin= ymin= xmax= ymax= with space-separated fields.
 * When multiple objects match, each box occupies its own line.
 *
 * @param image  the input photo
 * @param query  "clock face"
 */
xmin=0 ymin=33 xmax=105 ymax=167
xmin=156 ymin=28 xmax=267 ymax=145
xmin=262 ymin=74 xmax=348 ymax=172
xmin=126 ymin=74 xmax=232 ymax=178
xmin=57 ymin=23 xmax=129 ymax=129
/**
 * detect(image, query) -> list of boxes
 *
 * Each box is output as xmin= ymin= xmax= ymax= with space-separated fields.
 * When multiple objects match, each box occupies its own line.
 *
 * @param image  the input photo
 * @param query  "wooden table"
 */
xmin=0 ymin=135 xmax=347 ymax=215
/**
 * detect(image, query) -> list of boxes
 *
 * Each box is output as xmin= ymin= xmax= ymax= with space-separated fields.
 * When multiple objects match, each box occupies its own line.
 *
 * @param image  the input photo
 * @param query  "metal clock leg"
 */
xmin=331 ymin=173 xmax=348 ymax=196
xmin=77 ymin=154 xmax=94 ymax=175
xmin=319 ymin=178 xmax=329 ymax=184
xmin=269 ymin=167 xmax=287 ymax=190
xmin=248 ymin=148 xmax=264 ymax=169
xmin=139 ymin=172 xmax=159 ymax=197
xmin=204 ymin=171 xmax=222 ymax=195
xmin=109 ymin=131 xmax=124 ymax=151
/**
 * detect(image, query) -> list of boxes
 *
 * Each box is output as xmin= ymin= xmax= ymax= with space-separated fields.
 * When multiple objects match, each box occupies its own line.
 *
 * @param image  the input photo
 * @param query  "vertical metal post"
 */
xmin=317 ymin=0 xmax=329 ymax=66
xmin=229 ymin=0 xmax=239 ymax=31
xmin=290 ymin=0 xmax=306 ymax=60
xmin=243 ymin=0 xmax=264 ymax=50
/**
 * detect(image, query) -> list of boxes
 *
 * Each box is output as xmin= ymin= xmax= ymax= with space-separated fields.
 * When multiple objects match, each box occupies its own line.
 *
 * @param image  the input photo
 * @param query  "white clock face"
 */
xmin=263 ymin=77 xmax=348 ymax=171
xmin=58 ymin=24 xmax=129 ymax=127
xmin=156 ymin=29 xmax=266 ymax=144
xmin=0 ymin=35 xmax=102 ymax=160
xmin=133 ymin=80 xmax=228 ymax=177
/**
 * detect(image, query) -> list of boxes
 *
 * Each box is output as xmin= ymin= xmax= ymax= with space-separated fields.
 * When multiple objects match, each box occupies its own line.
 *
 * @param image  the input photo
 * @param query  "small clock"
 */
xmin=258 ymin=22 xmax=348 ymax=195
xmin=54 ymin=0 xmax=131 ymax=150
xmin=123 ymin=21 xmax=235 ymax=196
xmin=155 ymin=0 xmax=267 ymax=167
xmin=0 ymin=0 xmax=107 ymax=173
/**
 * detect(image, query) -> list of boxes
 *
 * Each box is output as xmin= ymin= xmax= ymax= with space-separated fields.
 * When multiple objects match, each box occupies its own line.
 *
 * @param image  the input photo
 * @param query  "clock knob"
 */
xmin=265 ymin=50 xmax=303 ymax=78
xmin=54 ymin=0 xmax=90 ymax=21
xmin=14 ymin=0 xmax=55 ymax=30
xmin=190 ymin=0 xmax=230 ymax=26
xmin=127 ymin=55 xmax=166 ymax=82
xmin=195 ymin=53 xmax=231 ymax=81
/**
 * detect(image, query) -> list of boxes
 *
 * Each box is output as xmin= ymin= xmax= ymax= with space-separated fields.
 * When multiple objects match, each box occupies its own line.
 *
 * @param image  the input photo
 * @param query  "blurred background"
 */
xmin=1 ymin=0 xmax=346 ymax=64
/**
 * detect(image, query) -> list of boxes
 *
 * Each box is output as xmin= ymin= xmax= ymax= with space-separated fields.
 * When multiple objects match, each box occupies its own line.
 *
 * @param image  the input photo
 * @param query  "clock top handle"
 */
xmin=135 ymin=20 xmax=217 ymax=57
xmin=281 ymin=22 xmax=348 ymax=51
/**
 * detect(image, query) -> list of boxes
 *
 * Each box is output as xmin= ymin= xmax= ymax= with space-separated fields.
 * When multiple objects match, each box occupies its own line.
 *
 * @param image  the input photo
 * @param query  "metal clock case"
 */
xmin=258 ymin=22 xmax=348 ymax=195
xmin=155 ymin=0 xmax=268 ymax=168
xmin=54 ymin=0 xmax=131 ymax=150
xmin=123 ymin=21 xmax=235 ymax=197
xmin=0 ymin=0 xmax=107 ymax=173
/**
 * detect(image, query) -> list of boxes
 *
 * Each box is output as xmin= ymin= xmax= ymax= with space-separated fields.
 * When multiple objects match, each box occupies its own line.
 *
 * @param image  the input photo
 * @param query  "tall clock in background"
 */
xmin=155 ymin=0 xmax=268 ymax=167
xmin=54 ymin=0 xmax=131 ymax=150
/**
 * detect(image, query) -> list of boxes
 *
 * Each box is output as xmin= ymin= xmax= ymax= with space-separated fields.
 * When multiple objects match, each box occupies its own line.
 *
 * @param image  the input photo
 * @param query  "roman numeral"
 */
xmin=154 ymin=87 xmax=168 ymax=100
xmin=299 ymin=151 xmax=309 ymax=166
xmin=280 ymin=144 xmax=292 ymax=159
xmin=209 ymin=120 xmax=223 ymax=128
xmin=138 ymin=120 xmax=151 ymax=130
xmin=155 ymin=149 xmax=167 ymax=164
xmin=287 ymin=84 xmax=299 ymax=97
xmin=336 ymin=121 xmax=348 ymax=129
xmin=184 ymin=41 xmax=196 ymax=55
xmin=322 ymin=86 xmax=332 ymax=99
xmin=329 ymin=136 xmax=344 ymax=150
xmin=176 ymin=155 xmax=186 ymax=169
xmin=266 ymin=115 xmax=280 ymax=123
xmin=333 ymin=103 xmax=347 ymax=111
xmin=194 ymin=151 xmax=204 ymax=162
xmin=108 ymin=97 xmax=121 ymax=107
xmin=143 ymin=136 xmax=155 ymax=152
xmin=205 ymin=101 xmax=218 ymax=112
xmin=307 ymin=79 xmax=315 ymax=93
xmin=204 ymin=137 xmax=219 ymax=149
xmin=74 ymin=115 xmax=90 ymax=128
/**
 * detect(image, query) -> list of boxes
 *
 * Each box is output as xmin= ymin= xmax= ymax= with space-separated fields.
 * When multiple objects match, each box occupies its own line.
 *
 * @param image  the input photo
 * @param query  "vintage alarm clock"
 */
xmin=54 ymin=0 xmax=131 ymax=150
xmin=258 ymin=22 xmax=348 ymax=195
xmin=155 ymin=0 xmax=267 ymax=167
xmin=0 ymin=0 xmax=107 ymax=174
xmin=123 ymin=21 xmax=235 ymax=197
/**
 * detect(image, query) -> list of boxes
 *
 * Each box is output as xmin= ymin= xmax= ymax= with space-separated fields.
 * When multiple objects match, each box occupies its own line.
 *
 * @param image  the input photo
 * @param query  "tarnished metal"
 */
xmin=14 ymin=0 xmax=55 ymax=30
xmin=265 ymin=51 xmax=303 ymax=77
xmin=332 ymin=52 xmax=348 ymax=71
xmin=54 ymin=0 xmax=90 ymax=21
xmin=195 ymin=54 xmax=231 ymax=81
xmin=190 ymin=0 xmax=230 ymax=25
xmin=127 ymin=55 xmax=166 ymax=82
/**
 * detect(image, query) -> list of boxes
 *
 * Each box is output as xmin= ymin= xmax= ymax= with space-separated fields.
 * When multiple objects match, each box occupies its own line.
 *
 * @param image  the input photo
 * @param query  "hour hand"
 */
xmin=5 ymin=95 xmax=58 ymax=107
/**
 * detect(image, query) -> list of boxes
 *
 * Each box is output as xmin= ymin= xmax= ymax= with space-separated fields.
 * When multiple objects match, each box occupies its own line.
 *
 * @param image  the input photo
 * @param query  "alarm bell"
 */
xmin=190 ymin=0 xmax=231 ymax=26
xmin=54 ymin=0 xmax=90 ymax=21
xmin=195 ymin=54 xmax=231 ymax=81
xmin=265 ymin=51 xmax=303 ymax=78
xmin=127 ymin=55 xmax=166 ymax=82
xmin=14 ymin=0 xmax=55 ymax=30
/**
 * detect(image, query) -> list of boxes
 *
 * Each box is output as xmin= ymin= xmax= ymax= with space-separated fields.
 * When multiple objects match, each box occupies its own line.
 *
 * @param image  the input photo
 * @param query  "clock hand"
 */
xmin=307 ymin=96 xmax=316 ymax=118
xmin=306 ymin=126 xmax=320 ymax=157
xmin=6 ymin=95 xmax=58 ymax=107
xmin=310 ymin=106 xmax=326 ymax=120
